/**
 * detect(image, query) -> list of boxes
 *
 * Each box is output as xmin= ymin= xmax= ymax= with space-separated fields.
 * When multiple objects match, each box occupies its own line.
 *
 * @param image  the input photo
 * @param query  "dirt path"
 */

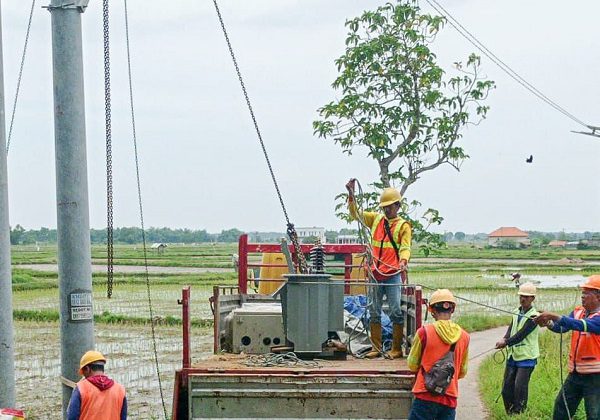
xmin=16 ymin=263 xmax=234 ymax=274
xmin=457 ymin=326 xmax=506 ymax=420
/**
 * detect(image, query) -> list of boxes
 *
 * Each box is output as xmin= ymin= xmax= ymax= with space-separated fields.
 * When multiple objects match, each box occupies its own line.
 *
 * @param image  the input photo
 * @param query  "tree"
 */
xmin=314 ymin=1 xmax=494 ymax=254
xmin=218 ymin=228 xmax=243 ymax=243
xmin=454 ymin=231 xmax=466 ymax=241
xmin=10 ymin=224 xmax=26 ymax=245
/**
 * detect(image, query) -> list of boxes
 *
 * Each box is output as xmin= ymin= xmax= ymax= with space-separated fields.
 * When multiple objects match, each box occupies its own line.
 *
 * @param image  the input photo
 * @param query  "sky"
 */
xmin=0 ymin=0 xmax=598 ymax=234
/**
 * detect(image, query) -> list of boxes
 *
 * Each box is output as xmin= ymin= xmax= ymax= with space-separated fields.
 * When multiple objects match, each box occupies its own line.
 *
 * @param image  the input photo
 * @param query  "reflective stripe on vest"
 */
xmin=78 ymin=378 xmax=125 ymax=420
xmin=412 ymin=324 xmax=470 ymax=399
xmin=507 ymin=306 xmax=539 ymax=361
xmin=370 ymin=214 xmax=407 ymax=277
xmin=569 ymin=307 xmax=600 ymax=374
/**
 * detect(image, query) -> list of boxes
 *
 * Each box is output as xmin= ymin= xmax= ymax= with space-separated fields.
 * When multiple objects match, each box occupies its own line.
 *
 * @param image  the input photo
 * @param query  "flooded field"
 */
xmin=14 ymin=321 xmax=212 ymax=419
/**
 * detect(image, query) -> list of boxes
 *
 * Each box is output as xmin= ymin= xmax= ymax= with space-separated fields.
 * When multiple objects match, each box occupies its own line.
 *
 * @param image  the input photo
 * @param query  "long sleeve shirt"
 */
xmin=549 ymin=310 xmax=600 ymax=334
xmin=348 ymin=200 xmax=412 ymax=261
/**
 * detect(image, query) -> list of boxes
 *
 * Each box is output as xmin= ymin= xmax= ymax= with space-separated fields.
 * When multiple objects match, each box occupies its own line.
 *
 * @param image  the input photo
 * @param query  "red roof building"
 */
xmin=488 ymin=227 xmax=530 ymax=246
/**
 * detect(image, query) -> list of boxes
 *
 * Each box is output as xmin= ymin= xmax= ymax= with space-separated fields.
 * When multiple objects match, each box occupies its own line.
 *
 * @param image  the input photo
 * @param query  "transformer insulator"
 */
xmin=310 ymin=240 xmax=325 ymax=274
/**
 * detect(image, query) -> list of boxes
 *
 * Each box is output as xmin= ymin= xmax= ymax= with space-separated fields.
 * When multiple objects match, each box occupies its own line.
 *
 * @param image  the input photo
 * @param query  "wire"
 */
xmin=6 ymin=0 xmax=36 ymax=154
xmin=559 ymin=330 xmax=573 ymax=420
xmin=123 ymin=0 xmax=167 ymax=417
xmin=424 ymin=0 xmax=589 ymax=129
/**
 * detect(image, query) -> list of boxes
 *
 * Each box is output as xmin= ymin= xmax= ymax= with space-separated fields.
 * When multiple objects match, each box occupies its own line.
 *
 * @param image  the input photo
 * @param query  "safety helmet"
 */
xmin=580 ymin=274 xmax=600 ymax=291
xmin=379 ymin=188 xmax=402 ymax=208
xmin=518 ymin=282 xmax=536 ymax=296
xmin=429 ymin=289 xmax=457 ymax=306
xmin=79 ymin=350 xmax=106 ymax=375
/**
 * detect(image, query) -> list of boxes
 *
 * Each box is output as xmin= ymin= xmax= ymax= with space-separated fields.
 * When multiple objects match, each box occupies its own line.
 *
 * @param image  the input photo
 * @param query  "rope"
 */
xmin=242 ymin=352 xmax=320 ymax=368
xmin=211 ymin=0 xmax=308 ymax=273
xmin=102 ymin=0 xmax=114 ymax=299
xmin=123 ymin=0 xmax=167 ymax=417
xmin=6 ymin=0 xmax=36 ymax=154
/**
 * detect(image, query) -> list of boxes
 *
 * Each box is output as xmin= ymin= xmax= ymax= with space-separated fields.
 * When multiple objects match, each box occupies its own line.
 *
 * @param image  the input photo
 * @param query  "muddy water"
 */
xmin=482 ymin=273 xmax=588 ymax=288
xmin=14 ymin=321 xmax=213 ymax=419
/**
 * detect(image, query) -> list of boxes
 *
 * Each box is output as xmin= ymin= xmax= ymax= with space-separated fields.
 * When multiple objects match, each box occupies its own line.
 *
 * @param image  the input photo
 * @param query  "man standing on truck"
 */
xmin=407 ymin=289 xmax=470 ymax=420
xmin=67 ymin=350 xmax=127 ymax=420
xmin=534 ymin=275 xmax=600 ymax=420
xmin=346 ymin=179 xmax=411 ymax=359
xmin=495 ymin=282 xmax=540 ymax=415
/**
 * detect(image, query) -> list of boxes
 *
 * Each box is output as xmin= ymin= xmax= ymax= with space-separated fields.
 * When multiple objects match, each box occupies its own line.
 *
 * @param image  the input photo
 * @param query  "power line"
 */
xmin=424 ymin=0 xmax=590 ymax=129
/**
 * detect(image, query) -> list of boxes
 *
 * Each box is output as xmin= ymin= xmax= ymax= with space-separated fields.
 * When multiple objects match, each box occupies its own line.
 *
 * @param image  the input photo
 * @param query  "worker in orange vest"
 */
xmin=407 ymin=289 xmax=470 ymax=420
xmin=346 ymin=179 xmax=412 ymax=359
xmin=535 ymin=275 xmax=600 ymax=420
xmin=67 ymin=351 xmax=127 ymax=420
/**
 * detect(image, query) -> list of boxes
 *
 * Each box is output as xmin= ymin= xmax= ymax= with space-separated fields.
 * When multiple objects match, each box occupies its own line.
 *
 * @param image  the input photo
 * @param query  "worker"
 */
xmin=535 ymin=275 xmax=600 ymax=420
xmin=407 ymin=289 xmax=470 ymax=420
xmin=495 ymin=282 xmax=539 ymax=415
xmin=346 ymin=179 xmax=411 ymax=359
xmin=67 ymin=350 xmax=127 ymax=420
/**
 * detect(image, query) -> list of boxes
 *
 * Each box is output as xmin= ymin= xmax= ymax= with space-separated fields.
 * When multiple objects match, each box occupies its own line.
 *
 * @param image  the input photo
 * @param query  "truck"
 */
xmin=171 ymin=234 xmax=424 ymax=419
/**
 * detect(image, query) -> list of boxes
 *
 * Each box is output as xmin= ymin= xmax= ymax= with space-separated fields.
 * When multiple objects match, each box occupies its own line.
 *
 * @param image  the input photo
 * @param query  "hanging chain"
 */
xmin=6 ymin=0 xmax=36 ymax=154
xmin=212 ymin=0 xmax=308 ymax=273
xmin=123 ymin=0 xmax=167 ymax=417
xmin=103 ymin=0 xmax=114 ymax=298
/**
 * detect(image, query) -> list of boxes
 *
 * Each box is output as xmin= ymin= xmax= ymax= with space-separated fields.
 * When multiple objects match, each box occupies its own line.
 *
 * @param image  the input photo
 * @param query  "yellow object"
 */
xmin=78 ymin=350 xmax=106 ymax=375
xmin=518 ymin=282 xmax=537 ymax=296
xmin=388 ymin=323 xmax=404 ymax=359
xmin=366 ymin=323 xmax=382 ymax=359
xmin=581 ymin=274 xmax=600 ymax=291
xmin=378 ymin=187 xmax=402 ymax=208
xmin=429 ymin=289 xmax=457 ymax=306
xmin=348 ymin=254 xmax=368 ymax=295
xmin=258 ymin=253 xmax=288 ymax=294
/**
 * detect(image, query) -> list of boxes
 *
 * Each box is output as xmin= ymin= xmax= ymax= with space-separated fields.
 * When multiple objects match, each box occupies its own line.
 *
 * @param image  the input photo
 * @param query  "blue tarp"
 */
xmin=343 ymin=295 xmax=392 ymax=348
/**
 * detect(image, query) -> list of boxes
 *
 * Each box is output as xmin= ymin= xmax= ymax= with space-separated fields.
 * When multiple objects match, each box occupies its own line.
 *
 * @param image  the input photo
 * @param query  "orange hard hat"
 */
xmin=79 ymin=350 xmax=106 ymax=375
xmin=580 ymin=275 xmax=600 ymax=291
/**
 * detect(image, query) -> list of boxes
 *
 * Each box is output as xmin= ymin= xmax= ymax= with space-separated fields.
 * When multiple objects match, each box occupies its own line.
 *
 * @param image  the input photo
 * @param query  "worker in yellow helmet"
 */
xmin=495 ymin=282 xmax=540 ymax=415
xmin=346 ymin=179 xmax=412 ymax=359
xmin=67 ymin=350 xmax=127 ymax=420
xmin=535 ymin=275 xmax=600 ymax=420
xmin=407 ymin=289 xmax=470 ymax=419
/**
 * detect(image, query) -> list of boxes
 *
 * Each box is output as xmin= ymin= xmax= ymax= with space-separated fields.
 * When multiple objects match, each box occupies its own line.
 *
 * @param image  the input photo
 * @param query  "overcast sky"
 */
xmin=1 ymin=0 xmax=598 ymax=234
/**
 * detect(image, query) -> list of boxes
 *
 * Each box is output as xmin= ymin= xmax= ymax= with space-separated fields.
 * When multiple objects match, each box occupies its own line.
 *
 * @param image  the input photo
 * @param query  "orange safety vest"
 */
xmin=568 ymin=307 xmax=600 ymax=374
xmin=412 ymin=324 xmax=470 ymax=401
xmin=370 ymin=214 xmax=408 ymax=280
xmin=78 ymin=378 xmax=126 ymax=420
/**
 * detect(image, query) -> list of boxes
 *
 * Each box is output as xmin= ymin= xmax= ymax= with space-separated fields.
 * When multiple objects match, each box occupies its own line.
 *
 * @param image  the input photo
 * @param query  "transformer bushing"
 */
xmin=282 ymin=274 xmax=344 ymax=354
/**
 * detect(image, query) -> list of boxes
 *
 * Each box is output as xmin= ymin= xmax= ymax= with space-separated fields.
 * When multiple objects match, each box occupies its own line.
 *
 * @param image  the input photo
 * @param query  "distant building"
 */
xmin=151 ymin=243 xmax=167 ymax=254
xmin=488 ymin=227 xmax=530 ymax=247
xmin=337 ymin=234 xmax=359 ymax=244
xmin=548 ymin=240 xmax=567 ymax=247
xmin=296 ymin=227 xmax=326 ymax=244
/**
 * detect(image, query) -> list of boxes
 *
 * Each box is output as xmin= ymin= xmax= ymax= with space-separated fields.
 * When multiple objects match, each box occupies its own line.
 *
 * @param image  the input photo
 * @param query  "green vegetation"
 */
xmin=456 ymin=314 xmax=511 ymax=333
xmin=480 ymin=332 xmax=585 ymax=419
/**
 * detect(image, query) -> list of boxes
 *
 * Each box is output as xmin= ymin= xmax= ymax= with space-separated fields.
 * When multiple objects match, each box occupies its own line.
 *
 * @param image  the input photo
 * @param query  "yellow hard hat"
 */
xmin=580 ymin=274 xmax=600 ymax=291
xmin=429 ymin=289 xmax=457 ymax=306
xmin=379 ymin=187 xmax=402 ymax=208
xmin=518 ymin=282 xmax=536 ymax=296
xmin=79 ymin=350 xmax=106 ymax=375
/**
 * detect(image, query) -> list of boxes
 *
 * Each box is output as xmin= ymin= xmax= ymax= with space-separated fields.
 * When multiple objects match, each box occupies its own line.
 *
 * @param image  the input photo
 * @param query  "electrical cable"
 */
xmin=424 ymin=0 xmax=589 ymax=129
xmin=122 ymin=0 xmax=168 ymax=418
xmin=6 ymin=0 xmax=36 ymax=154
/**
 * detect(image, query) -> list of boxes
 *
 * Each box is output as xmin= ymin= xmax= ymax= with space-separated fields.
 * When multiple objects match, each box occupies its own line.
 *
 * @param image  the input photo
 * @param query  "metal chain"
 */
xmin=103 ymin=0 xmax=114 ymax=299
xmin=212 ymin=0 xmax=308 ymax=273
xmin=6 ymin=0 xmax=36 ymax=154
xmin=123 ymin=0 xmax=167 ymax=417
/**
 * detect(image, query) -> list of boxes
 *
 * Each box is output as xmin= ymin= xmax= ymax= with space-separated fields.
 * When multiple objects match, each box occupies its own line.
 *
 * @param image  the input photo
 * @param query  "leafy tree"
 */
xmin=443 ymin=232 xmax=454 ymax=242
xmin=218 ymin=228 xmax=243 ymax=243
xmin=454 ymin=231 xmax=466 ymax=241
xmin=314 ymin=1 xmax=494 ymax=254
xmin=10 ymin=224 xmax=26 ymax=245
xmin=325 ymin=230 xmax=339 ymax=243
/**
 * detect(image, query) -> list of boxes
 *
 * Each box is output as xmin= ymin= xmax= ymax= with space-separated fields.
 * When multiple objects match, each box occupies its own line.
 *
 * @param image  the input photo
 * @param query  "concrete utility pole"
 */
xmin=48 ymin=1 xmax=95 ymax=416
xmin=0 ymin=0 xmax=17 ymax=408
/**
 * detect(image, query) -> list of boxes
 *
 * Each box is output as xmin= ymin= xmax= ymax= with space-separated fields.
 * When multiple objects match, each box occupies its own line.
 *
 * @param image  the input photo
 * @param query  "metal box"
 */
xmin=232 ymin=306 xmax=284 ymax=354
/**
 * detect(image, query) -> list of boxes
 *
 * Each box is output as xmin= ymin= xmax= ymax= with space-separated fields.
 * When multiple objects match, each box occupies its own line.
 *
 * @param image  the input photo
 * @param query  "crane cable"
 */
xmin=424 ymin=0 xmax=590 ymax=130
xmin=6 ymin=0 xmax=36 ymax=154
xmin=122 ymin=0 xmax=168 ymax=417
xmin=211 ymin=0 xmax=308 ymax=273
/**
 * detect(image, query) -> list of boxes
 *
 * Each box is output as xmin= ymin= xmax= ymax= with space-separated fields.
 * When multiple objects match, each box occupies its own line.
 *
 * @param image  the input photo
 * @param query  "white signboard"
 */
xmin=69 ymin=291 xmax=93 ymax=322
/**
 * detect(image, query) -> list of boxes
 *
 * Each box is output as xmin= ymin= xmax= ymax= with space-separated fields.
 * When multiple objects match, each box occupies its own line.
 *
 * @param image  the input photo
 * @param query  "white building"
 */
xmin=296 ymin=227 xmax=326 ymax=244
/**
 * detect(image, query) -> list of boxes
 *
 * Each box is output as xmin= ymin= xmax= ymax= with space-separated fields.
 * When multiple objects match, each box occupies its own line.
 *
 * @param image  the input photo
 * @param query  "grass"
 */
xmin=455 ymin=314 xmax=512 ymax=333
xmin=480 ymin=332 xmax=586 ymax=419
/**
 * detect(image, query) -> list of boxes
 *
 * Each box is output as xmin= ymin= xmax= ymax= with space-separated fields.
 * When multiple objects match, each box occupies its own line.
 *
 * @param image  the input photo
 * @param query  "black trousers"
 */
xmin=501 ymin=364 xmax=534 ymax=414
xmin=553 ymin=372 xmax=600 ymax=420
